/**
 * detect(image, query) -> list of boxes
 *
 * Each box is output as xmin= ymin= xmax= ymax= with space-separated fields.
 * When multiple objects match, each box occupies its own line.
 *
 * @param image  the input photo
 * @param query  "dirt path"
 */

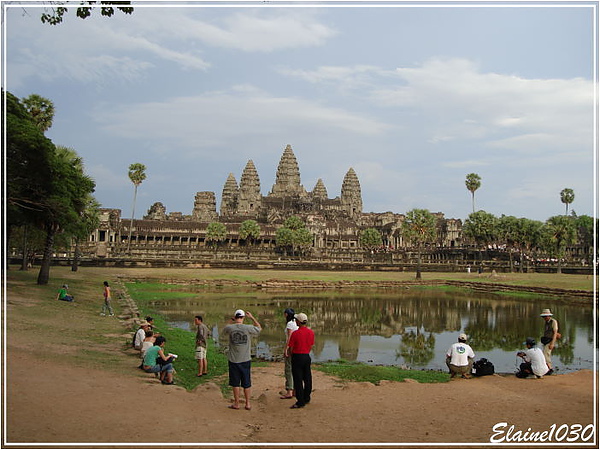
xmin=5 ymin=349 xmax=595 ymax=445
xmin=3 ymin=267 xmax=597 ymax=447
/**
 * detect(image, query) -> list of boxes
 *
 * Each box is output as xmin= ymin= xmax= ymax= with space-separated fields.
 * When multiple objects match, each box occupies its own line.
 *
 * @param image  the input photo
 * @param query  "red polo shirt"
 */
xmin=288 ymin=326 xmax=314 ymax=354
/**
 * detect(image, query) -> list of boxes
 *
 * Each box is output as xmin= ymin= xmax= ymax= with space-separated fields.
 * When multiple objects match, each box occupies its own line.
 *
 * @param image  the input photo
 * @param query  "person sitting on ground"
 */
xmin=446 ymin=333 xmax=475 ymax=379
xmin=140 ymin=329 xmax=155 ymax=363
xmin=133 ymin=321 xmax=151 ymax=351
xmin=516 ymin=337 xmax=549 ymax=378
xmin=56 ymin=284 xmax=74 ymax=302
xmin=142 ymin=336 xmax=176 ymax=385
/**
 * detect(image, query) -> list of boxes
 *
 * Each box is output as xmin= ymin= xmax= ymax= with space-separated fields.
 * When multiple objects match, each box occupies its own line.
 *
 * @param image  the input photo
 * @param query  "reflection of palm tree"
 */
xmin=397 ymin=329 xmax=436 ymax=367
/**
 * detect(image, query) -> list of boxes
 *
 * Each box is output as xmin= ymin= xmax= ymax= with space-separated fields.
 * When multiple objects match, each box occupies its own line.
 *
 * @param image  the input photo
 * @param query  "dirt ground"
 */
xmin=3 ymin=270 xmax=597 ymax=448
xmin=6 ymin=344 xmax=597 ymax=446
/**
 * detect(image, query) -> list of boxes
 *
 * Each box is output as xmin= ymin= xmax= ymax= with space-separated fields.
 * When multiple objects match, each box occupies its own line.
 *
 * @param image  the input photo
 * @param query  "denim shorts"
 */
xmin=145 ymin=363 xmax=173 ymax=374
xmin=228 ymin=360 xmax=251 ymax=388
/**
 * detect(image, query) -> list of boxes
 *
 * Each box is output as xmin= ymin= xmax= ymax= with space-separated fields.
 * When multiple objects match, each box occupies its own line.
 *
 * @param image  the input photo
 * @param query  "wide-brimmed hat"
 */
xmin=295 ymin=313 xmax=308 ymax=323
xmin=139 ymin=320 xmax=150 ymax=327
xmin=540 ymin=309 xmax=553 ymax=317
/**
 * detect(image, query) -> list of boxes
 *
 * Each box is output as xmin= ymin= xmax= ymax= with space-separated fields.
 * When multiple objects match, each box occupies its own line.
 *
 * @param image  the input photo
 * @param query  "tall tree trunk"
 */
xmin=37 ymin=225 xmax=56 ymax=285
xmin=20 ymin=225 xmax=29 ymax=271
xmin=416 ymin=247 xmax=422 ymax=280
xmin=71 ymin=237 xmax=80 ymax=272
xmin=127 ymin=185 xmax=138 ymax=254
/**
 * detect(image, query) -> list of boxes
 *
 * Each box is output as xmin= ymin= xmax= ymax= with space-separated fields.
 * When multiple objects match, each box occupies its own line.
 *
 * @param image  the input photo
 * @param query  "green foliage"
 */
xmin=276 ymin=216 xmax=313 ymax=257
xmin=5 ymin=91 xmax=55 ymax=228
xmin=314 ymin=360 xmax=448 ymax=384
xmin=239 ymin=219 xmax=260 ymax=242
xmin=465 ymin=173 xmax=482 ymax=212
xmin=402 ymin=209 xmax=437 ymax=247
xmin=22 ymin=94 xmax=55 ymax=132
xmin=560 ymin=188 xmax=575 ymax=215
xmin=206 ymin=222 xmax=227 ymax=247
xmin=37 ymin=144 xmax=96 ymax=284
xmin=462 ymin=210 xmax=498 ymax=247
xmin=128 ymin=163 xmax=146 ymax=187
xmin=542 ymin=215 xmax=577 ymax=262
xmin=359 ymin=228 xmax=382 ymax=250
xmin=41 ymin=1 xmax=133 ymax=25
xmin=283 ymin=215 xmax=305 ymax=230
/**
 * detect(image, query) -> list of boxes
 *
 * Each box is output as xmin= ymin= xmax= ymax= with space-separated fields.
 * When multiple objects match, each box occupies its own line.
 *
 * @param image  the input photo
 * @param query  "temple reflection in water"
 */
xmin=149 ymin=288 xmax=594 ymax=374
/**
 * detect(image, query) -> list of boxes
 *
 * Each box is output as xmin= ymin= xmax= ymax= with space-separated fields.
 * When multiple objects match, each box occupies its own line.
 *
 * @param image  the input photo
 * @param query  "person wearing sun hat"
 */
xmin=540 ymin=308 xmax=560 ymax=374
xmin=285 ymin=312 xmax=315 ymax=409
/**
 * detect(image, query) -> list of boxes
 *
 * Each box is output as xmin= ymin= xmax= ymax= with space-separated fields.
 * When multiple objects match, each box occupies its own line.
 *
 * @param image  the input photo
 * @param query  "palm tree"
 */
xmin=465 ymin=173 xmax=482 ymax=213
xmin=560 ymin=188 xmax=575 ymax=215
xmin=22 ymin=94 xmax=55 ymax=133
xmin=401 ymin=209 xmax=437 ymax=279
xmin=127 ymin=163 xmax=146 ymax=254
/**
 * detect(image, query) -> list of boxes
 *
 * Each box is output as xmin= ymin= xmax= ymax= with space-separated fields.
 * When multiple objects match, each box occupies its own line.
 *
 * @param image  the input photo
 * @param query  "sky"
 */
xmin=3 ymin=1 xmax=598 ymax=222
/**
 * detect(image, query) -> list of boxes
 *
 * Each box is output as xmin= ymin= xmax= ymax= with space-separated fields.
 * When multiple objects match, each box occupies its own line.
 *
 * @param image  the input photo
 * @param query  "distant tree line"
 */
xmin=7 ymin=91 xmax=596 ymax=283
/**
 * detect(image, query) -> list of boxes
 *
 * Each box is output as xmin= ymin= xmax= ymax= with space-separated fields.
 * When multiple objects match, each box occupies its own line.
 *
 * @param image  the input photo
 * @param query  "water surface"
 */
xmin=148 ymin=287 xmax=595 ymax=374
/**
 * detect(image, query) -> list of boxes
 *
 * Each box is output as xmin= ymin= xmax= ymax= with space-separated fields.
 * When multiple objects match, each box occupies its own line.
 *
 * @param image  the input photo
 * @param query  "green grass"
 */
xmin=314 ymin=360 xmax=449 ymax=384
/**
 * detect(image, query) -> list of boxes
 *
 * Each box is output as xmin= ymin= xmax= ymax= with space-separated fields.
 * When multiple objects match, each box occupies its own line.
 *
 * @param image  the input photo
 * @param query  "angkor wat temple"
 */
xmin=89 ymin=145 xmax=462 ymax=261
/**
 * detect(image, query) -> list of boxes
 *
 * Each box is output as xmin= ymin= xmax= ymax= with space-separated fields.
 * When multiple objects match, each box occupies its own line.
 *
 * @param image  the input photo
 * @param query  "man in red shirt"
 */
xmin=284 ymin=312 xmax=315 ymax=409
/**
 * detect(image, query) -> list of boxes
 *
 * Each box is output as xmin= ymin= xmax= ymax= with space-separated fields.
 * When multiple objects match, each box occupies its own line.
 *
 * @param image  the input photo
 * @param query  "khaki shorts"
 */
xmin=195 ymin=346 xmax=207 ymax=360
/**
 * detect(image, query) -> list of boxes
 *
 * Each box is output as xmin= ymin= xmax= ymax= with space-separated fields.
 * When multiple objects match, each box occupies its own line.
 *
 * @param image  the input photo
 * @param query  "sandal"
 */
xmin=280 ymin=395 xmax=294 ymax=399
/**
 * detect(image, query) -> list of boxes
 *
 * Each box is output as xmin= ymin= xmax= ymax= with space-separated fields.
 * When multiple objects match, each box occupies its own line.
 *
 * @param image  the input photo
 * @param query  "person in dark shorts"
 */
xmin=221 ymin=309 xmax=261 ymax=410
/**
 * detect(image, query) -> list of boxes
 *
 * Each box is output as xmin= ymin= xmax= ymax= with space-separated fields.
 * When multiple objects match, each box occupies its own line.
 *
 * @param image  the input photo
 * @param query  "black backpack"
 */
xmin=473 ymin=358 xmax=495 ymax=376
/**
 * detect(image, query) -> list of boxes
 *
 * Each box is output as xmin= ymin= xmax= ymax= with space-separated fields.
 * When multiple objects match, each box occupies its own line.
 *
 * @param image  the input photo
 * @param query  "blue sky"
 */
xmin=4 ymin=1 xmax=597 ymax=222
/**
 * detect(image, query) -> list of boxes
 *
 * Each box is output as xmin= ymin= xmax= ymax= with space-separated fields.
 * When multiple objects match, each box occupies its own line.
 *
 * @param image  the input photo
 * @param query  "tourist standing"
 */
xmin=516 ymin=337 xmax=549 ymax=378
xmin=285 ymin=312 xmax=315 ymax=409
xmin=194 ymin=315 xmax=210 ymax=377
xmin=445 ymin=333 xmax=475 ymax=379
xmin=100 ymin=281 xmax=114 ymax=316
xmin=280 ymin=308 xmax=298 ymax=399
xmin=221 ymin=309 xmax=261 ymax=410
xmin=540 ymin=308 xmax=560 ymax=374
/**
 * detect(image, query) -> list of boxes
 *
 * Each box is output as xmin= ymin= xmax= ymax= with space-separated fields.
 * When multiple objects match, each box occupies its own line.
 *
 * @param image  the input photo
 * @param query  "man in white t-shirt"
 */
xmin=517 ymin=337 xmax=549 ymax=378
xmin=446 ymin=333 xmax=475 ymax=379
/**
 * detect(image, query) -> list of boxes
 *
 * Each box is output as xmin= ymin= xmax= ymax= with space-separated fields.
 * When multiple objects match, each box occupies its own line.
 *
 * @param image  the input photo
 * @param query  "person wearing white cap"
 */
xmin=540 ymin=308 xmax=560 ymax=374
xmin=445 ymin=333 xmax=475 ymax=379
xmin=284 ymin=312 xmax=314 ymax=408
xmin=221 ymin=309 xmax=261 ymax=410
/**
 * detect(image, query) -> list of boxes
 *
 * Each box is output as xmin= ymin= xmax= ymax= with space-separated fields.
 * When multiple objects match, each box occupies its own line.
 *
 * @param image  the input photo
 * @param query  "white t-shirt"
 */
xmin=524 ymin=347 xmax=549 ymax=376
xmin=446 ymin=342 xmax=475 ymax=367
xmin=134 ymin=328 xmax=146 ymax=350
xmin=286 ymin=319 xmax=299 ymax=337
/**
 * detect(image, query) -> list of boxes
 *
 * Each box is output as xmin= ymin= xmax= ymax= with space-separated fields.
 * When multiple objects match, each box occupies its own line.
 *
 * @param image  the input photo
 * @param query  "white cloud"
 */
xmin=93 ymin=86 xmax=390 ymax=151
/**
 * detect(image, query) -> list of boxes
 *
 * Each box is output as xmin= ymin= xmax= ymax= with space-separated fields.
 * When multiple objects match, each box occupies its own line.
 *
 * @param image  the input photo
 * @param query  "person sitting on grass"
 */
xmin=142 ymin=336 xmax=176 ymax=385
xmin=140 ymin=329 xmax=155 ymax=365
xmin=56 ymin=284 xmax=74 ymax=302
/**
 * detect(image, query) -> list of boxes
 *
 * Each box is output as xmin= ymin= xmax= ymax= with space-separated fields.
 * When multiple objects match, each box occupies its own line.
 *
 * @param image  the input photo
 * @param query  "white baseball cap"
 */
xmin=234 ymin=309 xmax=245 ymax=318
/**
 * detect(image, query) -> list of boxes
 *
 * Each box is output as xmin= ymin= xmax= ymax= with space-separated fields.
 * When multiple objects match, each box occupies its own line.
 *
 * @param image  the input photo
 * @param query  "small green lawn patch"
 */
xmin=314 ymin=360 xmax=449 ymax=384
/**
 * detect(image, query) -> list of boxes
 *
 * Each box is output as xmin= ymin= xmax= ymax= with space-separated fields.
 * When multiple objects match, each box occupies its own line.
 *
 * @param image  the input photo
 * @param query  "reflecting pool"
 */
xmin=147 ymin=287 xmax=596 ymax=374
